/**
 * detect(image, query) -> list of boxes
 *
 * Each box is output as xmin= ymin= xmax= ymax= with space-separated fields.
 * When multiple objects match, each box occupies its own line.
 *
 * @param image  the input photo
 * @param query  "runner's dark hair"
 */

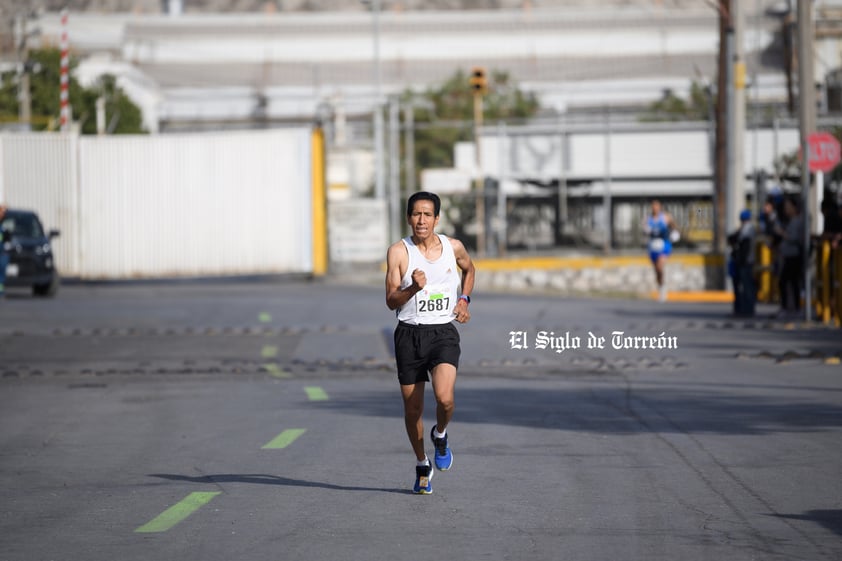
xmin=406 ymin=191 xmax=441 ymax=217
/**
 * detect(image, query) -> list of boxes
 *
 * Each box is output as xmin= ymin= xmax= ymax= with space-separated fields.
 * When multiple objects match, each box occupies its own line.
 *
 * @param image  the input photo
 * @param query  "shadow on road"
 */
xmin=769 ymin=509 xmax=842 ymax=538
xmin=609 ymin=305 xmax=842 ymax=350
xmin=148 ymin=473 xmax=408 ymax=495
xmin=315 ymin=385 xmax=842 ymax=436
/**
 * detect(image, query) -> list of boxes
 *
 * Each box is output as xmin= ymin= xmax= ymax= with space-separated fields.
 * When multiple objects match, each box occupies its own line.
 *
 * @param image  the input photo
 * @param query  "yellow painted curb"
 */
xmin=380 ymin=253 xmax=725 ymax=273
xmin=474 ymin=253 xmax=725 ymax=272
xmin=650 ymin=290 xmax=734 ymax=303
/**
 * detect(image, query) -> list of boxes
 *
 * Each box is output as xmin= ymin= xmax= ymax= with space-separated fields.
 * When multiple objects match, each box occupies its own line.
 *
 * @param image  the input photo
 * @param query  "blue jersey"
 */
xmin=647 ymin=213 xmax=671 ymax=257
xmin=647 ymin=213 xmax=670 ymax=239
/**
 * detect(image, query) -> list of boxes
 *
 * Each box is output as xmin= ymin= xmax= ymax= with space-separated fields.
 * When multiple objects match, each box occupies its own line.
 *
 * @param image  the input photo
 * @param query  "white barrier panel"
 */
xmin=328 ymin=198 xmax=388 ymax=263
xmin=0 ymin=133 xmax=81 ymax=276
xmin=77 ymin=129 xmax=312 ymax=279
xmin=0 ymin=129 xmax=313 ymax=280
xmin=480 ymin=127 xmax=802 ymax=181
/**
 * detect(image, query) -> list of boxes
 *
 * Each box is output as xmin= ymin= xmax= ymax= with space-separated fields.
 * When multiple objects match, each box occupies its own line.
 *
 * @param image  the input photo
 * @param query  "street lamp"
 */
xmin=470 ymin=67 xmax=487 ymax=256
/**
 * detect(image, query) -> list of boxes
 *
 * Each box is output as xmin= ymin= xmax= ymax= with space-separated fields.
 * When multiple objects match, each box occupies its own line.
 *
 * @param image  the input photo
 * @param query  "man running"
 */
xmin=643 ymin=199 xmax=676 ymax=302
xmin=385 ymin=191 xmax=475 ymax=495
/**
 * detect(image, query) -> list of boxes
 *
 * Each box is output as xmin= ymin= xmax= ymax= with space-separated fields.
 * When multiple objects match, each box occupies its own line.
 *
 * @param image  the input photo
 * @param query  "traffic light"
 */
xmin=469 ymin=67 xmax=487 ymax=95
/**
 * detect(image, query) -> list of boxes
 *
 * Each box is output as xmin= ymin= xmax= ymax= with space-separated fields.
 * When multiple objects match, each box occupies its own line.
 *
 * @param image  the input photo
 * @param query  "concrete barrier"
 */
xmin=474 ymin=253 xmax=726 ymax=298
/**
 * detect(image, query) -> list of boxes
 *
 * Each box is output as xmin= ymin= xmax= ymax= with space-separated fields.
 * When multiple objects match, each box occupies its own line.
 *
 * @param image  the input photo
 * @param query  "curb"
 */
xmin=474 ymin=253 xmax=725 ymax=272
xmin=652 ymin=290 xmax=734 ymax=303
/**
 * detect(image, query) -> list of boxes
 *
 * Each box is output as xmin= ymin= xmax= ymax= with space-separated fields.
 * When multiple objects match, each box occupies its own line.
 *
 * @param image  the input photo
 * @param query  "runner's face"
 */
xmin=407 ymin=200 xmax=439 ymax=240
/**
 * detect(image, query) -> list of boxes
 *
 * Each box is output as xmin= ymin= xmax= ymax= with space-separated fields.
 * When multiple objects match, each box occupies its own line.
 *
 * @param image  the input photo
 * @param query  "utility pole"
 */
xmin=797 ymin=0 xmax=816 ymax=231
xmin=388 ymin=97 xmax=400 ymax=243
xmin=497 ymin=121 xmax=508 ymax=256
xmin=474 ymin=90 xmax=485 ymax=256
xmin=60 ymin=7 xmax=70 ymax=131
xmin=713 ymin=0 xmax=746 ymax=289
xmin=727 ymin=0 xmax=746 ymax=238
xmin=797 ymin=0 xmax=816 ymax=321
xmin=403 ymin=105 xmax=415 ymax=193
xmin=714 ymin=0 xmax=729 ymax=256
xmin=403 ymin=103 xmax=415 ymax=231
xmin=17 ymin=15 xmax=31 ymax=127
xmin=363 ymin=0 xmax=385 ymax=201
xmin=783 ymin=9 xmax=796 ymax=115
xmin=603 ymin=108 xmax=612 ymax=254
xmin=556 ymin=113 xmax=568 ymax=243
xmin=470 ymin=67 xmax=488 ymax=257
xmin=96 ymin=96 xmax=106 ymax=135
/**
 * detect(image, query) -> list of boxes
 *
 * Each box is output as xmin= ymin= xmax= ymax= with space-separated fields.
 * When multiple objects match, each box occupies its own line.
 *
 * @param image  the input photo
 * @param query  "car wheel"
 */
xmin=32 ymin=276 xmax=59 ymax=297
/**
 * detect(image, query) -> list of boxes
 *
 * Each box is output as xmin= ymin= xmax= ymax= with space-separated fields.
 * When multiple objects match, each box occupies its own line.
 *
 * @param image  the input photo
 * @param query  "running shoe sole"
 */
xmin=413 ymin=464 xmax=434 ymax=494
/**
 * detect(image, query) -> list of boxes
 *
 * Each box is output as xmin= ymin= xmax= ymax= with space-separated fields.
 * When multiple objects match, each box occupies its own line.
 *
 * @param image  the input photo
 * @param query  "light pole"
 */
xmin=362 ymin=0 xmax=385 ymax=201
xmin=16 ymin=13 xmax=40 ymax=128
xmin=470 ymin=67 xmax=487 ymax=257
xmin=727 ymin=0 xmax=746 ymax=241
xmin=796 ymin=0 xmax=816 ymax=322
xmin=18 ymin=18 xmax=31 ymax=127
xmin=388 ymin=96 xmax=400 ymax=243
xmin=709 ymin=0 xmax=745 ymax=287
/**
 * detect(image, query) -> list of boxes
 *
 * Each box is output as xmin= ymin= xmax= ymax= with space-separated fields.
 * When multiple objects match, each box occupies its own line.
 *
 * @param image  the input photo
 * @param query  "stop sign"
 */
xmin=807 ymin=132 xmax=841 ymax=173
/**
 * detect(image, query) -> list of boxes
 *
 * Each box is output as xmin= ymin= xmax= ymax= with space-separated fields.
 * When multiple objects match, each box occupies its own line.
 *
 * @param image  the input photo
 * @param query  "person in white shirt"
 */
xmin=385 ymin=191 xmax=475 ymax=494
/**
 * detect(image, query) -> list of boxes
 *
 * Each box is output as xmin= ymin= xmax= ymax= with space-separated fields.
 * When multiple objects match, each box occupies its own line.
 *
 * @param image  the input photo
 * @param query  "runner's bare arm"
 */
xmin=450 ymin=238 xmax=475 ymax=296
xmin=385 ymin=242 xmax=423 ymax=310
xmin=450 ymin=238 xmax=475 ymax=323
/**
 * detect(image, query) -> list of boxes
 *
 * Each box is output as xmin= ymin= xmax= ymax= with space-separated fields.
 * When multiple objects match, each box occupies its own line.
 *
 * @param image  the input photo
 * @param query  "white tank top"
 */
xmin=397 ymin=234 xmax=461 ymax=325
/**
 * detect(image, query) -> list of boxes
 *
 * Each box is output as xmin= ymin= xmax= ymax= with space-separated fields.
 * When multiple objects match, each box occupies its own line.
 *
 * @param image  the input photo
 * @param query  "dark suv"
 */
xmin=1 ymin=209 xmax=60 ymax=297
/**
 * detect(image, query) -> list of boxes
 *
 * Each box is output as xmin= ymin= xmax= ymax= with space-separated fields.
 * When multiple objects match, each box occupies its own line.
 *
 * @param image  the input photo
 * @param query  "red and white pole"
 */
xmin=59 ymin=7 xmax=70 ymax=131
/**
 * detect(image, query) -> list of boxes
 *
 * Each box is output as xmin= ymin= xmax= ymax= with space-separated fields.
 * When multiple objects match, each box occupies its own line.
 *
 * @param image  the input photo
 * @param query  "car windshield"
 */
xmin=2 ymin=214 xmax=45 ymax=238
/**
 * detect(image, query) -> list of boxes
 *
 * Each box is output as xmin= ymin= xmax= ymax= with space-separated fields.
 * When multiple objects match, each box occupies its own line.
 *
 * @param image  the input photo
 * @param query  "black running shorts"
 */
xmin=394 ymin=321 xmax=461 ymax=385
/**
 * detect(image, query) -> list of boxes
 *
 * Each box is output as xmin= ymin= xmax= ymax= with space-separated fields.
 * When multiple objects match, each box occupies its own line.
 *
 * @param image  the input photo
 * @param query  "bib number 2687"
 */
xmin=418 ymin=294 xmax=450 ymax=313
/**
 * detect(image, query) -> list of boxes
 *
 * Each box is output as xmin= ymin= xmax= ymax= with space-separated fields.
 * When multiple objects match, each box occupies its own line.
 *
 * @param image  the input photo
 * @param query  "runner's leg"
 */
xmin=431 ymin=362 xmax=457 ymax=433
xmin=401 ymin=382 xmax=427 ymax=461
xmin=655 ymin=254 xmax=666 ymax=286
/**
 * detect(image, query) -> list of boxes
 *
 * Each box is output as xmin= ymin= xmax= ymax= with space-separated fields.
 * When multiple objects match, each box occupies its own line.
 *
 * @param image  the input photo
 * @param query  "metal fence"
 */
xmin=431 ymin=191 xmax=715 ymax=255
xmin=348 ymin=108 xmax=805 ymax=256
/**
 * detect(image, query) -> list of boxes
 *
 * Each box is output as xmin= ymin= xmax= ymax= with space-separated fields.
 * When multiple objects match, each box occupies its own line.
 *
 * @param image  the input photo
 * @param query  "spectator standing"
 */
xmin=728 ymin=209 xmax=756 ymax=317
xmin=774 ymin=196 xmax=805 ymax=318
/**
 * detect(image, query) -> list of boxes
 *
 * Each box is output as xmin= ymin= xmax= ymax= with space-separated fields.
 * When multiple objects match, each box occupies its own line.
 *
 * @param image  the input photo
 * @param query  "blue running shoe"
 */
xmin=413 ymin=461 xmax=434 ymax=494
xmin=431 ymin=427 xmax=453 ymax=471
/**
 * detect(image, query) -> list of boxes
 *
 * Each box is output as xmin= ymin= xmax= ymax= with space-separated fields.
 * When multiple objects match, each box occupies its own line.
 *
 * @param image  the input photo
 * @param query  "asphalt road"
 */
xmin=1 ymin=279 xmax=841 ymax=561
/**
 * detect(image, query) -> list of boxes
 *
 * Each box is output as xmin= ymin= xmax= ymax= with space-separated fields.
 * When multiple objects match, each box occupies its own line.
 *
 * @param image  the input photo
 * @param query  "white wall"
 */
xmin=0 ymin=134 xmax=81 ymax=275
xmin=480 ymin=126 xmax=802 ymax=182
xmin=328 ymin=198 xmax=388 ymax=263
xmin=0 ymin=128 xmax=314 ymax=279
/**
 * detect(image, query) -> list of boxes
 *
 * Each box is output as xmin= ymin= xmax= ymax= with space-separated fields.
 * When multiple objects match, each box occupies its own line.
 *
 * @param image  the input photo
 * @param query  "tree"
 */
xmin=640 ymin=81 xmax=712 ymax=122
xmin=400 ymin=69 xmax=540 ymax=249
xmin=0 ymin=47 xmax=145 ymax=134
xmin=405 ymin=69 xmax=540 ymax=171
xmin=77 ymin=74 xmax=145 ymax=135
